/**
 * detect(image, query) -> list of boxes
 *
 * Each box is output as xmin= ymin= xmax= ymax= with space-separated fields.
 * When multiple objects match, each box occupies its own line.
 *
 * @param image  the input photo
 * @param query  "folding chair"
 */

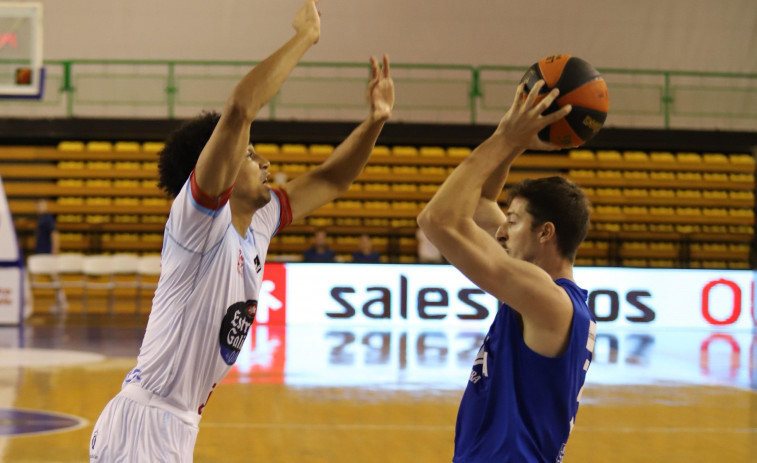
xmin=82 ymin=255 xmax=115 ymax=314
xmin=110 ymin=254 xmax=140 ymax=312
xmin=56 ymin=253 xmax=85 ymax=311
xmin=27 ymin=254 xmax=66 ymax=313
xmin=136 ymin=256 xmax=161 ymax=314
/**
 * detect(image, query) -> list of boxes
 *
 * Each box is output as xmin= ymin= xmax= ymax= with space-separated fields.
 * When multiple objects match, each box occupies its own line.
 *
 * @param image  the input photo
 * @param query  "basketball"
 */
xmin=519 ymin=54 xmax=609 ymax=148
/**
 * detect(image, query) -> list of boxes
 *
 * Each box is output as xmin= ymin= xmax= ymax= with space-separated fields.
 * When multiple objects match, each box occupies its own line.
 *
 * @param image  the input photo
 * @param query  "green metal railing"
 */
xmin=1 ymin=59 xmax=756 ymax=129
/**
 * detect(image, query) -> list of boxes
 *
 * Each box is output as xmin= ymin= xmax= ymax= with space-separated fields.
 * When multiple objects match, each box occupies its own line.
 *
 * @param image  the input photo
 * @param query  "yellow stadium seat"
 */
xmin=623 ymin=171 xmax=648 ymax=179
xmin=58 ymin=141 xmax=84 ymax=151
xmin=309 ymin=144 xmax=334 ymax=156
xmin=142 ymin=142 xmax=165 ymax=153
xmin=86 ymin=161 xmax=113 ymax=170
xmin=392 ymin=146 xmax=418 ymax=157
xmin=703 ymin=172 xmax=728 ymax=182
xmin=87 ymin=141 xmax=113 ymax=152
xmin=447 ymin=147 xmax=471 ymax=157
xmin=728 ymin=153 xmax=754 ymax=165
xmin=650 ymin=151 xmax=675 ymax=162
xmin=622 ymin=151 xmax=648 ymax=162
xmin=253 ymin=143 xmax=280 ymax=156
xmin=281 ymin=144 xmax=307 ymax=155
xmin=114 ymin=141 xmax=140 ymax=152
xmin=703 ymin=152 xmax=728 ymax=163
xmin=596 ymin=150 xmax=621 ymax=161
xmin=420 ymin=146 xmax=445 ymax=157
xmin=650 ymin=171 xmax=675 ymax=180
xmin=569 ymin=150 xmax=595 ymax=160
xmin=372 ymin=145 xmax=391 ymax=156
xmin=675 ymin=152 xmax=701 ymax=163
xmin=729 ymin=173 xmax=753 ymax=182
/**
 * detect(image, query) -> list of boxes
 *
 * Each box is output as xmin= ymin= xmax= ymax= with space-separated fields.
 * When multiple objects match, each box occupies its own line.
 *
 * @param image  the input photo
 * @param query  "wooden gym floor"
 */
xmin=0 ymin=295 xmax=755 ymax=463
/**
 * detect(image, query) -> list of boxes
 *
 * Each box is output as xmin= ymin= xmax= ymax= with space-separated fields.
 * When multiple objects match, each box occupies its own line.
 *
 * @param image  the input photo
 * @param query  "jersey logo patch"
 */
xmin=254 ymin=255 xmax=262 ymax=273
xmin=237 ymin=249 xmax=244 ymax=275
xmin=219 ymin=300 xmax=257 ymax=365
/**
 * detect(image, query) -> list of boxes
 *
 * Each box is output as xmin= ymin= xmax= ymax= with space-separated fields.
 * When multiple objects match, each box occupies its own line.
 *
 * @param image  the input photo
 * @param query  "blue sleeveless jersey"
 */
xmin=453 ymin=279 xmax=596 ymax=463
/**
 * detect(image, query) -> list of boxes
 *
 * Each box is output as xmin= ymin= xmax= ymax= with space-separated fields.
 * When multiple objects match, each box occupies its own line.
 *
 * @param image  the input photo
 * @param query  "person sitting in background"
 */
xmin=303 ymin=228 xmax=336 ymax=262
xmin=34 ymin=199 xmax=59 ymax=255
xmin=352 ymin=233 xmax=381 ymax=263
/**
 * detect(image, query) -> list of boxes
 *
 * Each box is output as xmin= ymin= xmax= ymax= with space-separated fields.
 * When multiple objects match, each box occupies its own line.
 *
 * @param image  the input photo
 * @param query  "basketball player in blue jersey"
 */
xmin=89 ymin=1 xmax=394 ymax=461
xmin=418 ymin=81 xmax=596 ymax=462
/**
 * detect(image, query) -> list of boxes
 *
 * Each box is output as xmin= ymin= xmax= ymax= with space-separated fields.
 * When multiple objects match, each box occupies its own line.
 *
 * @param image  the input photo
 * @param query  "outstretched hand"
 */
xmin=292 ymin=0 xmax=321 ymax=44
xmin=367 ymin=55 xmax=394 ymax=122
xmin=496 ymin=80 xmax=571 ymax=152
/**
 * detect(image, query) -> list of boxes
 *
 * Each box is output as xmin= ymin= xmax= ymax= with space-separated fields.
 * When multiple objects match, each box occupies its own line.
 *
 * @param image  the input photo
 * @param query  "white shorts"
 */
xmin=89 ymin=391 xmax=199 ymax=462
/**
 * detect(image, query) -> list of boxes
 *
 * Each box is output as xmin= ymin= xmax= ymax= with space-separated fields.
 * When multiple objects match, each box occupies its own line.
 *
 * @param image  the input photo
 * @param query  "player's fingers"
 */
xmin=369 ymin=56 xmax=379 ymax=82
xmin=536 ymin=141 xmax=563 ymax=151
xmin=543 ymin=104 xmax=572 ymax=126
xmin=534 ymin=88 xmax=559 ymax=114
xmin=511 ymin=83 xmax=526 ymax=110
xmin=524 ymin=80 xmax=545 ymax=108
xmin=382 ymin=54 xmax=390 ymax=78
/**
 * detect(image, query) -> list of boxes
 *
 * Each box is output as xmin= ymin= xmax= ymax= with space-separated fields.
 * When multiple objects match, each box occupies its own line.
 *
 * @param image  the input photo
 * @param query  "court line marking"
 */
xmin=201 ymin=422 xmax=757 ymax=433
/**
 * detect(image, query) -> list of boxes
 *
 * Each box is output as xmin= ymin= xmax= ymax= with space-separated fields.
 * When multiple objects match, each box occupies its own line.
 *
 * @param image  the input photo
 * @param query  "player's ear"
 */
xmin=539 ymin=222 xmax=556 ymax=243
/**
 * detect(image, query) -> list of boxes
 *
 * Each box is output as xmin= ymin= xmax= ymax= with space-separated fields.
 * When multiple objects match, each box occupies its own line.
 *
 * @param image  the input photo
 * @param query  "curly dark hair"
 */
xmin=506 ymin=176 xmax=591 ymax=261
xmin=157 ymin=111 xmax=222 ymax=198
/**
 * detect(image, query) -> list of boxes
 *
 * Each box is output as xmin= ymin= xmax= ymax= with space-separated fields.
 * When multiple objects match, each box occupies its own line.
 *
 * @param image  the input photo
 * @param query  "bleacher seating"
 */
xmin=1 ymin=143 xmax=754 ymax=269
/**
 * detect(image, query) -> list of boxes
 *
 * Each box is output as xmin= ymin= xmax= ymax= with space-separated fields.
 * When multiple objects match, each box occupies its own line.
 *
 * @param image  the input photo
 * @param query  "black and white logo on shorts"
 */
xmin=219 ymin=300 xmax=257 ymax=365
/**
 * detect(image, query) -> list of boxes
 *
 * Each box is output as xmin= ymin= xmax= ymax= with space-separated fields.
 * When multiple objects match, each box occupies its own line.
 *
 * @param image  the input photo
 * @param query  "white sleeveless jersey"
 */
xmin=124 ymin=171 xmax=292 ymax=419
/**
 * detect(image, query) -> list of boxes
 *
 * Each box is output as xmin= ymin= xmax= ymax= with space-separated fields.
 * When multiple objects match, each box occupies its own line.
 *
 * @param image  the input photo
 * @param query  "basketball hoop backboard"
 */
xmin=0 ymin=2 xmax=43 ymax=99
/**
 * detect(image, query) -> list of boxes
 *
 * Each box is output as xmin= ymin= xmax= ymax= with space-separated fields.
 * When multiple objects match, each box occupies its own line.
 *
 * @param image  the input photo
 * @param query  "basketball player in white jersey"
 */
xmin=89 ymin=1 xmax=394 ymax=460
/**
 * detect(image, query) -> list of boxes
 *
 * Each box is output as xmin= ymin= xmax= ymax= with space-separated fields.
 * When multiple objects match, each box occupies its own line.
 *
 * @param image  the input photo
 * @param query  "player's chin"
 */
xmin=252 ymin=187 xmax=272 ymax=208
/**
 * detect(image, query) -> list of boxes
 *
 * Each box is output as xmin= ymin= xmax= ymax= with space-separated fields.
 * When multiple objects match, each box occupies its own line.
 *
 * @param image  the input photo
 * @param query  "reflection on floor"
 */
xmin=0 ymin=314 xmax=755 ymax=463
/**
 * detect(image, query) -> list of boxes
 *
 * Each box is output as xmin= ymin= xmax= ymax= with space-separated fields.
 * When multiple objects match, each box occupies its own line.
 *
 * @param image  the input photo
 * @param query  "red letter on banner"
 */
xmin=701 ymin=279 xmax=741 ymax=325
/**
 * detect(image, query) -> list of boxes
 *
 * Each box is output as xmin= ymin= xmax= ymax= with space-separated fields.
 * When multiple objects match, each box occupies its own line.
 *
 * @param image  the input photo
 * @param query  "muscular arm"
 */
xmin=418 ymin=82 xmax=572 ymax=334
xmin=282 ymin=55 xmax=395 ymax=222
xmin=473 ymin=160 xmax=510 ymax=237
xmin=195 ymin=0 xmax=320 ymax=197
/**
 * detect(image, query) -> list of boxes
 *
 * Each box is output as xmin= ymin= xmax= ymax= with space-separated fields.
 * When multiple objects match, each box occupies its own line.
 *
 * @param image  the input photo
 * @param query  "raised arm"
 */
xmin=418 ymin=81 xmax=570 ymax=328
xmin=194 ymin=0 xmax=321 ymax=198
xmin=472 ymin=159 xmax=512 ymax=237
xmin=282 ymin=54 xmax=395 ymax=222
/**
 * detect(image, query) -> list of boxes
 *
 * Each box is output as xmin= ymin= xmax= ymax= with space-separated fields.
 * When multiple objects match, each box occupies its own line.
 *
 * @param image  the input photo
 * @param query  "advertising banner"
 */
xmin=275 ymin=264 xmax=756 ymax=330
xmin=228 ymin=263 xmax=757 ymax=390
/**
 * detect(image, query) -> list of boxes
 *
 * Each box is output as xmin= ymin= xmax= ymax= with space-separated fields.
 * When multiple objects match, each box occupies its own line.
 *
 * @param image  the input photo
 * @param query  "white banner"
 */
xmin=241 ymin=264 xmax=757 ymax=390
xmin=281 ymin=264 xmax=756 ymax=330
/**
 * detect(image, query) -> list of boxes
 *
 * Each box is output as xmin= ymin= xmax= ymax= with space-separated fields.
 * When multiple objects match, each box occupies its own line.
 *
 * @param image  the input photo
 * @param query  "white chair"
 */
xmin=27 ymin=254 xmax=66 ymax=313
xmin=55 ymin=253 xmax=85 ymax=311
xmin=136 ymin=255 xmax=161 ymax=314
xmin=82 ymin=255 xmax=115 ymax=313
xmin=110 ymin=253 xmax=140 ymax=311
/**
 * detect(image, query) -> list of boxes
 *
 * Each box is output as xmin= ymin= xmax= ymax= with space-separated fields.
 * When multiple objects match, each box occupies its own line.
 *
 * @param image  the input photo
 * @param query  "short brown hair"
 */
xmin=506 ymin=176 xmax=590 ymax=261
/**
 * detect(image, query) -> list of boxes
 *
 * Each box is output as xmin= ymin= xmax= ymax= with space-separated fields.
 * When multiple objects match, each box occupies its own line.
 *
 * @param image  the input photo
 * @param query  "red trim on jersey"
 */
xmin=190 ymin=169 xmax=234 ymax=210
xmin=271 ymin=187 xmax=293 ymax=233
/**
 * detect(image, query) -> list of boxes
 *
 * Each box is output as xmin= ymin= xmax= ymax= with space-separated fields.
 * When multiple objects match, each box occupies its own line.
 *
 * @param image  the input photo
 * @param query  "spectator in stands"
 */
xmin=33 ymin=198 xmax=66 ymax=311
xmin=34 ymin=199 xmax=59 ymax=255
xmin=416 ymin=228 xmax=443 ymax=263
xmin=303 ymin=228 xmax=336 ymax=262
xmin=352 ymin=233 xmax=381 ymax=263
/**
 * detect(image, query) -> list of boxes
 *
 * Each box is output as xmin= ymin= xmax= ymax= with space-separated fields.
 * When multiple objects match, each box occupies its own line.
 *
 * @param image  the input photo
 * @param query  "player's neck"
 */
xmin=536 ymin=254 xmax=574 ymax=282
xmin=229 ymin=200 xmax=258 ymax=238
